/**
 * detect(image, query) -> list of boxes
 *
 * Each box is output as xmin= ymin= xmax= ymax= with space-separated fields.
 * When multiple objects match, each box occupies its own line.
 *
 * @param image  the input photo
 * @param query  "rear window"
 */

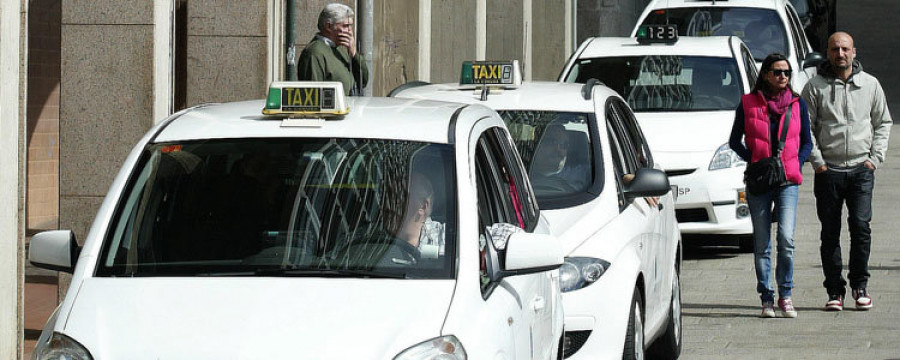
xmin=640 ymin=7 xmax=788 ymax=60
xmin=564 ymin=56 xmax=743 ymax=112
xmin=97 ymin=138 xmax=457 ymax=279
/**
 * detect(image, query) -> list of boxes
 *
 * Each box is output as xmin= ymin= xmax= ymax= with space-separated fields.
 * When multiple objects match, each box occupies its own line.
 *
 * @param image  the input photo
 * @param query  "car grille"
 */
xmin=676 ymin=208 xmax=709 ymax=223
xmin=563 ymin=330 xmax=592 ymax=358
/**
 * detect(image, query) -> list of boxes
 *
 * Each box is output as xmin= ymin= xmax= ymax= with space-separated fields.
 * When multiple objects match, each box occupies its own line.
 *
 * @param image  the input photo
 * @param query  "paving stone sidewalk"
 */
xmin=678 ymin=126 xmax=900 ymax=360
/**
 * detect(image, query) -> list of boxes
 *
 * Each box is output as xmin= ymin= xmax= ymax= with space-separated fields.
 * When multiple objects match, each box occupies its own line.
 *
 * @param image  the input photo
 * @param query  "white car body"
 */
xmin=393 ymin=81 xmax=683 ymax=359
xmin=29 ymin=94 xmax=565 ymax=359
xmin=560 ymin=36 xmax=757 ymax=239
xmin=632 ymin=0 xmax=822 ymax=91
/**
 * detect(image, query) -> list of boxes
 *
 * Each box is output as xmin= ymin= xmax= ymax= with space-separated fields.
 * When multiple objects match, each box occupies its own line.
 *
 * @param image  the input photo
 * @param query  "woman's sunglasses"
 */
xmin=769 ymin=69 xmax=792 ymax=77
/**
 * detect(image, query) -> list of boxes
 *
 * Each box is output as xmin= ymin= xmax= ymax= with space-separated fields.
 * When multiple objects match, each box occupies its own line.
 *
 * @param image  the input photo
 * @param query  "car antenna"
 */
xmin=480 ymin=85 xmax=490 ymax=101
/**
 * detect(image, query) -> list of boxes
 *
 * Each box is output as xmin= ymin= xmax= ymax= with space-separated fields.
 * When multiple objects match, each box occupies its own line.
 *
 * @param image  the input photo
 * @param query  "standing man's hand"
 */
xmin=332 ymin=20 xmax=357 ymax=57
xmin=337 ymin=31 xmax=356 ymax=57
xmin=815 ymin=165 xmax=828 ymax=173
xmin=864 ymin=160 xmax=875 ymax=170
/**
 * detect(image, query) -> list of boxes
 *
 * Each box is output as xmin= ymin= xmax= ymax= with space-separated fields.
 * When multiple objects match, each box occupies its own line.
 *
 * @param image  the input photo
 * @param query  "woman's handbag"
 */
xmin=744 ymin=106 xmax=791 ymax=195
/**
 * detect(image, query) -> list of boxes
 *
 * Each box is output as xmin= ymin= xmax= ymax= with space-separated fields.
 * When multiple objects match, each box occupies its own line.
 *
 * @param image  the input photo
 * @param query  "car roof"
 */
xmin=645 ymin=0 xmax=789 ymax=10
xmin=392 ymin=81 xmax=617 ymax=114
xmin=154 ymin=96 xmax=494 ymax=145
xmin=575 ymin=36 xmax=739 ymax=58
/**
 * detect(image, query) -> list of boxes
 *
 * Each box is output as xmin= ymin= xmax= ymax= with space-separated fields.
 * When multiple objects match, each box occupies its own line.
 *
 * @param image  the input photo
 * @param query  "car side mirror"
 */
xmin=502 ymin=232 xmax=563 ymax=275
xmin=803 ymin=51 xmax=826 ymax=69
xmin=624 ymin=168 xmax=671 ymax=199
xmin=29 ymin=230 xmax=80 ymax=273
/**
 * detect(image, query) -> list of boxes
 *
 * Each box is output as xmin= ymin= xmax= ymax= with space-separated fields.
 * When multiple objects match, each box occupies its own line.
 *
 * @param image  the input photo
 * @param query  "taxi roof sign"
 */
xmin=459 ymin=60 xmax=522 ymax=88
xmin=262 ymin=81 xmax=349 ymax=116
xmin=636 ymin=24 xmax=679 ymax=44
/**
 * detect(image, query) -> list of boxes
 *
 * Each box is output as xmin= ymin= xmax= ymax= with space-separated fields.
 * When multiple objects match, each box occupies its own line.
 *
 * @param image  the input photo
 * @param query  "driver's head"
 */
xmin=532 ymin=125 xmax=569 ymax=174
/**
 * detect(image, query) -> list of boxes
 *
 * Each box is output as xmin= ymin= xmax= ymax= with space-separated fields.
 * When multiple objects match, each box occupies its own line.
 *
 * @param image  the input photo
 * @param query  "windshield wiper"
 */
xmin=253 ymin=268 xmax=410 ymax=279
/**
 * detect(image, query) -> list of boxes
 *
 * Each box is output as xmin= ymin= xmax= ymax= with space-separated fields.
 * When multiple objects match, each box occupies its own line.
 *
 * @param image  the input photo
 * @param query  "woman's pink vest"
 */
xmin=741 ymin=92 xmax=803 ymax=185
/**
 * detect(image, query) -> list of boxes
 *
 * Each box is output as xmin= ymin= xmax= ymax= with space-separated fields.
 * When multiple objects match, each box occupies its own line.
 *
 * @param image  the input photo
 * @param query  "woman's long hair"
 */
xmin=751 ymin=53 xmax=798 ymax=96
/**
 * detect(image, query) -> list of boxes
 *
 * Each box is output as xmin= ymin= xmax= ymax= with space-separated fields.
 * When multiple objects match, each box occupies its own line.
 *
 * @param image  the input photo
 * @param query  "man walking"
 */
xmin=801 ymin=31 xmax=892 ymax=311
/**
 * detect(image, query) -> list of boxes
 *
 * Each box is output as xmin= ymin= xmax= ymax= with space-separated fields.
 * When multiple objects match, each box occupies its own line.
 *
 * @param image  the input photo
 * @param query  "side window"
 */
xmin=474 ymin=126 xmax=539 ymax=231
xmin=612 ymin=99 xmax=653 ymax=170
xmin=785 ymin=5 xmax=809 ymax=62
xmin=474 ymin=126 xmax=539 ymax=295
xmin=742 ymin=45 xmax=759 ymax=87
xmin=605 ymin=101 xmax=639 ymax=211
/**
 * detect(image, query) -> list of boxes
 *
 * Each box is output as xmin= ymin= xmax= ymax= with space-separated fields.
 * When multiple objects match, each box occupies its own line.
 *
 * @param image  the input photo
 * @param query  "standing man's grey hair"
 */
xmin=317 ymin=3 xmax=354 ymax=31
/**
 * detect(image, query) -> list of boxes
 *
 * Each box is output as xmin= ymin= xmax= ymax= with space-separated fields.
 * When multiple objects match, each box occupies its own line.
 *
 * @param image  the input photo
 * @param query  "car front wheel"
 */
xmin=623 ymin=287 xmax=644 ymax=360
xmin=648 ymin=269 xmax=682 ymax=359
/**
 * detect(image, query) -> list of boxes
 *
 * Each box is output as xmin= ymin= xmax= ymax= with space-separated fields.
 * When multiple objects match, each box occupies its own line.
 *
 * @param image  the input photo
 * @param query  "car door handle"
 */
xmin=532 ymin=296 xmax=546 ymax=311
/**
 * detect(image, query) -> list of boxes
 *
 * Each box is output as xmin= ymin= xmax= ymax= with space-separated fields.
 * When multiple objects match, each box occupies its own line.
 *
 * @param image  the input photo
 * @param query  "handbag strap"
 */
xmin=773 ymin=100 xmax=792 ymax=156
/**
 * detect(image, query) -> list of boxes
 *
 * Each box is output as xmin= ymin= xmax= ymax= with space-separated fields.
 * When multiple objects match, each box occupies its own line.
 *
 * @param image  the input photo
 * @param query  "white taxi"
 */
xmin=28 ymin=82 xmax=565 ymax=359
xmin=392 ymin=61 xmax=682 ymax=359
xmin=632 ymin=0 xmax=825 ymax=91
xmin=560 ymin=33 xmax=756 ymax=249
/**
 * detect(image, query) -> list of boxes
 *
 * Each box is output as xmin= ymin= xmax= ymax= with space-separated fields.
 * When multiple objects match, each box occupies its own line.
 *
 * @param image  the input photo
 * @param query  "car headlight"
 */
xmin=708 ymin=143 xmax=746 ymax=170
xmin=33 ymin=332 xmax=93 ymax=360
xmin=559 ymin=257 xmax=611 ymax=293
xmin=394 ymin=335 xmax=466 ymax=360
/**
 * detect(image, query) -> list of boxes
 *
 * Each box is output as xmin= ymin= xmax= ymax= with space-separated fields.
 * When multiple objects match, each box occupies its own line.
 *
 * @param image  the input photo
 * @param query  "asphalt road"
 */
xmin=678 ymin=128 xmax=900 ymax=359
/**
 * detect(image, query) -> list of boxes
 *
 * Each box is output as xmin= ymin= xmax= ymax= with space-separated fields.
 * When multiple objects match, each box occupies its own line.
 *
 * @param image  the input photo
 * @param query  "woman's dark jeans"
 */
xmin=813 ymin=165 xmax=874 ymax=296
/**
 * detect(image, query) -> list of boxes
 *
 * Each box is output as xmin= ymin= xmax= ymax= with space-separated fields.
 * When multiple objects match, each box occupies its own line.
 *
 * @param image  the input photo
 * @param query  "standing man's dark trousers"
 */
xmin=813 ymin=164 xmax=874 ymax=297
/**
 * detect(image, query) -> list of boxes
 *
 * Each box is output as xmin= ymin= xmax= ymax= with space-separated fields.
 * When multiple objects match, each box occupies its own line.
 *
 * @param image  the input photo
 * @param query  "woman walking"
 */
xmin=729 ymin=53 xmax=812 ymax=318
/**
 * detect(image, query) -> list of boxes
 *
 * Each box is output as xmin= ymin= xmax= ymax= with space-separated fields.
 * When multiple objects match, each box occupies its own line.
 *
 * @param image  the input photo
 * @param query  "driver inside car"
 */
xmin=530 ymin=124 xmax=591 ymax=192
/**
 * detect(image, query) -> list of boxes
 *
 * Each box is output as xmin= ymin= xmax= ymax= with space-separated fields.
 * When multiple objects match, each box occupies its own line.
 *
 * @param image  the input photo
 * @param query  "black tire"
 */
xmin=623 ymin=287 xmax=645 ymax=360
xmin=738 ymin=234 xmax=754 ymax=253
xmin=557 ymin=333 xmax=565 ymax=360
xmin=648 ymin=271 xmax=682 ymax=359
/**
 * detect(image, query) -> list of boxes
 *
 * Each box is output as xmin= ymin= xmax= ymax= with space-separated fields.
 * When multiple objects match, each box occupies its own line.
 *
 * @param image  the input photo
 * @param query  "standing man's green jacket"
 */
xmin=297 ymin=36 xmax=369 ymax=96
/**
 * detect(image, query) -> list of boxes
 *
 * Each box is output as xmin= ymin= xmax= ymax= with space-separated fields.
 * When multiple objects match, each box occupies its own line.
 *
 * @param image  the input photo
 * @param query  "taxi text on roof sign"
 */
xmin=262 ymin=81 xmax=350 ymax=116
xmin=459 ymin=60 xmax=522 ymax=87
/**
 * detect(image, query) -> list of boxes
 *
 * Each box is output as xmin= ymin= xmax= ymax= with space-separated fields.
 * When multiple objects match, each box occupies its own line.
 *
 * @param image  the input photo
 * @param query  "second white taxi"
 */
xmin=393 ymin=61 xmax=683 ymax=359
xmin=560 ymin=32 xmax=757 ymax=249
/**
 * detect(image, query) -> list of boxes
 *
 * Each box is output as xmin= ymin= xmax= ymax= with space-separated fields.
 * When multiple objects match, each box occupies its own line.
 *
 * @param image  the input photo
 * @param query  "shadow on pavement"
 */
xmin=682 ymin=234 xmax=750 ymax=260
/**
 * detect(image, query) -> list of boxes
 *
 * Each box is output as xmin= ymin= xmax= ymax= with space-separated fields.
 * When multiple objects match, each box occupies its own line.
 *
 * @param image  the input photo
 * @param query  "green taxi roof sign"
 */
xmin=636 ymin=24 xmax=679 ymax=45
xmin=262 ymin=81 xmax=349 ymax=116
xmin=459 ymin=60 xmax=522 ymax=88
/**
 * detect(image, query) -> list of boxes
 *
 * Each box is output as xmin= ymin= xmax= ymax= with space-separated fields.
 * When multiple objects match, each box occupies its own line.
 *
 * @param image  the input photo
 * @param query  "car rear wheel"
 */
xmin=648 ymin=270 xmax=682 ymax=359
xmin=623 ymin=287 xmax=644 ymax=360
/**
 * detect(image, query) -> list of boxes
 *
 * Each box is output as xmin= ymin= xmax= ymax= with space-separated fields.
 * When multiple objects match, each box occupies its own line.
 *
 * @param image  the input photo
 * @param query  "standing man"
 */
xmin=801 ymin=32 xmax=892 ymax=311
xmin=297 ymin=3 xmax=369 ymax=96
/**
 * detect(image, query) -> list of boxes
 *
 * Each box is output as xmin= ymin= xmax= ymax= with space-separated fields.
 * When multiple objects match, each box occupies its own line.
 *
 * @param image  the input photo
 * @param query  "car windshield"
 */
xmin=498 ymin=111 xmax=596 ymax=202
xmin=640 ymin=7 xmax=788 ymax=60
xmin=97 ymin=138 xmax=456 ymax=279
xmin=564 ymin=56 xmax=742 ymax=112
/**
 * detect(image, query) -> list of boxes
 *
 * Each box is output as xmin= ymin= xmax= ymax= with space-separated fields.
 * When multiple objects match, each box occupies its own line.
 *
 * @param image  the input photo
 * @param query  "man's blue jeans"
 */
xmin=814 ymin=165 xmax=874 ymax=296
xmin=748 ymin=184 xmax=798 ymax=303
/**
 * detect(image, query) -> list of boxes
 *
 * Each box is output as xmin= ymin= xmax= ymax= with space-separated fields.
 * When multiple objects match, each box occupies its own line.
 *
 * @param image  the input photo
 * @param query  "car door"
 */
xmin=474 ymin=126 xmax=547 ymax=360
xmin=604 ymin=98 xmax=665 ymax=322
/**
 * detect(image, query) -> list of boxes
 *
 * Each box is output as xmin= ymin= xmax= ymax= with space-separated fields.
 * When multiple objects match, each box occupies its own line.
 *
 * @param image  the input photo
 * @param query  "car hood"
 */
xmin=61 ymin=277 xmax=455 ymax=359
xmin=635 ymin=111 xmax=735 ymax=170
xmin=635 ymin=111 xmax=735 ymax=153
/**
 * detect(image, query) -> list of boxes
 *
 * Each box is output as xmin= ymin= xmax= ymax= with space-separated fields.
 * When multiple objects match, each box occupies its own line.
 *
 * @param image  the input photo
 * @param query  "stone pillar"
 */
xmin=59 ymin=0 xmax=155 ymax=296
xmin=1 ymin=0 xmax=26 ymax=357
xmin=185 ymin=0 xmax=269 ymax=107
